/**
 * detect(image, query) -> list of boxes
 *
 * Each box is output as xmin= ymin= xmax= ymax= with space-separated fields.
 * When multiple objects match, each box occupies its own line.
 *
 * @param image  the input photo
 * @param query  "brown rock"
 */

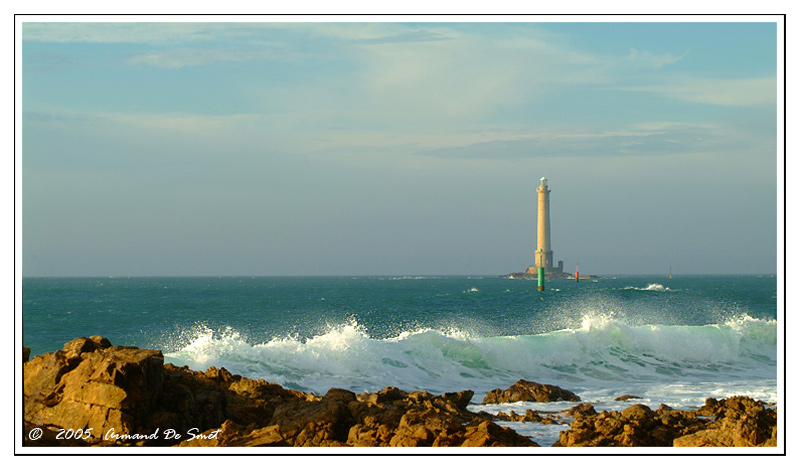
xmin=674 ymin=396 xmax=777 ymax=447
xmin=24 ymin=337 xmax=165 ymax=444
xmin=150 ymin=364 xmax=228 ymax=434
xmin=25 ymin=336 xmax=540 ymax=447
xmin=565 ymin=403 xmax=597 ymax=418
xmin=360 ymin=386 xmax=407 ymax=406
xmin=495 ymin=409 xmax=560 ymax=424
xmin=346 ymin=388 xmax=536 ymax=447
xmin=557 ymin=396 xmax=776 ymax=447
xmin=557 ymin=403 xmax=709 ymax=447
xmin=178 ymin=420 xmax=281 ymax=447
xmin=23 ymin=346 xmax=30 ymax=363
xmin=443 ymin=390 xmax=474 ymax=409
xmin=184 ymin=386 xmax=528 ymax=447
xmin=482 ymin=379 xmax=580 ymax=404
xmin=269 ymin=391 xmax=356 ymax=445
xmin=461 ymin=419 xmax=539 ymax=447
xmin=212 ymin=370 xmax=304 ymax=427
xmin=390 ymin=407 xmax=462 ymax=446
xmin=614 ymin=394 xmax=642 ymax=401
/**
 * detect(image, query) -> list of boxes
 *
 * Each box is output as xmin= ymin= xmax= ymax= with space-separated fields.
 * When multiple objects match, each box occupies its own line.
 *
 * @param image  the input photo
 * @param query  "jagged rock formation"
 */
xmin=672 ymin=397 xmax=778 ymax=447
xmin=23 ymin=336 xmax=167 ymax=445
xmin=555 ymin=399 xmax=776 ymax=447
xmin=180 ymin=387 xmax=535 ymax=447
xmin=23 ymin=337 xmax=535 ymax=447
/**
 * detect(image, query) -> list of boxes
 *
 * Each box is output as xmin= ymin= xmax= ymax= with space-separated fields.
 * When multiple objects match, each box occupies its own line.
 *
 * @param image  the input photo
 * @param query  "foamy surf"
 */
xmin=623 ymin=283 xmax=672 ymax=291
xmin=163 ymin=313 xmax=776 ymax=404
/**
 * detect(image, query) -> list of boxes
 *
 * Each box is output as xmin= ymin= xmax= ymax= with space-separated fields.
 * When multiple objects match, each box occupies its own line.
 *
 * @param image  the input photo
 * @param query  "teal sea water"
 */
xmin=22 ymin=275 xmax=778 ymax=443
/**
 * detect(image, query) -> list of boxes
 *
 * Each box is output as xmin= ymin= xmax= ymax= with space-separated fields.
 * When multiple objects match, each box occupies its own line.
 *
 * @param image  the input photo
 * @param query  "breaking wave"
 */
xmin=623 ymin=283 xmax=672 ymax=291
xmin=162 ymin=314 xmax=776 ymax=396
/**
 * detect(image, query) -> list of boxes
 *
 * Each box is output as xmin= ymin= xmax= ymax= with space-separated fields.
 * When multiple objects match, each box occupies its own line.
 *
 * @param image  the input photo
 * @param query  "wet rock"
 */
xmin=482 ymin=379 xmax=580 ymax=404
xmin=495 ymin=409 xmax=561 ymax=424
xmin=614 ymin=394 xmax=642 ymax=401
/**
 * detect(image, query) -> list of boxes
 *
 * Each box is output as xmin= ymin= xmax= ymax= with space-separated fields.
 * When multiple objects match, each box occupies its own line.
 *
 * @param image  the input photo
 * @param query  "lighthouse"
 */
xmin=502 ymin=176 xmax=587 ymax=280
xmin=536 ymin=177 xmax=553 ymax=271
xmin=534 ymin=177 xmax=564 ymax=276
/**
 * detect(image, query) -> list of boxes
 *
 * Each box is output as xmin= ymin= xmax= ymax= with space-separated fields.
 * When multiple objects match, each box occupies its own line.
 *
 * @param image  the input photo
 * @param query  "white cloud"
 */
xmin=125 ymin=48 xmax=273 ymax=69
xmin=350 ymin=31 xmax=597 ymax=123
xmin=22 ymin=22 xmax=225 ymax=44
xmin=626 ymin=47 xmax=688 ymax=68
xmin=419 ymin=122 xmax=734 ymax=160
xmin=21 ymin=22 xmax=454 ymax=46
xmin=619 ymin=77 xmax=777 ymax=107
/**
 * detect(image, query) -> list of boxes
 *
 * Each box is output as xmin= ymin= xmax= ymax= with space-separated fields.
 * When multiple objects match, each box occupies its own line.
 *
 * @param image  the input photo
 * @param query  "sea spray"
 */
xmin=623 ymin=283 xmax=672 ymax=291
xmin=163 ymin=314 xmax=777 ymax=397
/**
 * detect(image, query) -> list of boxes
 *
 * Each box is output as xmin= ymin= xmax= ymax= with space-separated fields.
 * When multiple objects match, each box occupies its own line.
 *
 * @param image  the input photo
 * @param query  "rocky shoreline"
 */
xmin=23 ymin=337 xmax=777 ymax=448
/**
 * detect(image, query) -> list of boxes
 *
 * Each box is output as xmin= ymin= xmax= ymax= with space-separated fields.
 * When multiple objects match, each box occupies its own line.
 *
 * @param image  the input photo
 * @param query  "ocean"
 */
xmin=22 ymin=275 xmax=779 ymax=446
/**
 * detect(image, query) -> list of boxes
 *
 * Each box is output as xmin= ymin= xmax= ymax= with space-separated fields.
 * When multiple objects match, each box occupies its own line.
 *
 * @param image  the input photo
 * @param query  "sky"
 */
xmin=19 ymin=19 xmax=781 ymax=276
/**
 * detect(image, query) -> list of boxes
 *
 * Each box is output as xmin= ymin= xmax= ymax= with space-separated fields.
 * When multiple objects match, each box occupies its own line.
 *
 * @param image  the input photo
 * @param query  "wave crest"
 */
xmin=623 ymin=283 xmax=672 ymax=291
xmin=163 ymin=315 xmax=777 ymax=395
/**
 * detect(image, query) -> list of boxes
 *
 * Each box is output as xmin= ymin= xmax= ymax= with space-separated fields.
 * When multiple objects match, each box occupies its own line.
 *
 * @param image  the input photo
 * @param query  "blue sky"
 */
xmin=21 ymin=20 xmax=780 ymax=276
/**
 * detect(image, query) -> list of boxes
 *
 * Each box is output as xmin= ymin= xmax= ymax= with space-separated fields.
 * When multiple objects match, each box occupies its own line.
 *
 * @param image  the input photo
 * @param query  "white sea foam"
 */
xmin=163 ymin=313 xmax=777 ymax=402
xmin=623 ymin=283 xmax=672 ymax=291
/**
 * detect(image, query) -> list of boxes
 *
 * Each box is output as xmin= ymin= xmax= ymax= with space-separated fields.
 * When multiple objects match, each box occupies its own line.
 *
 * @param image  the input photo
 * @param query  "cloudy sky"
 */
xmin=20 ymin=20 xmax=780 ymax=276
